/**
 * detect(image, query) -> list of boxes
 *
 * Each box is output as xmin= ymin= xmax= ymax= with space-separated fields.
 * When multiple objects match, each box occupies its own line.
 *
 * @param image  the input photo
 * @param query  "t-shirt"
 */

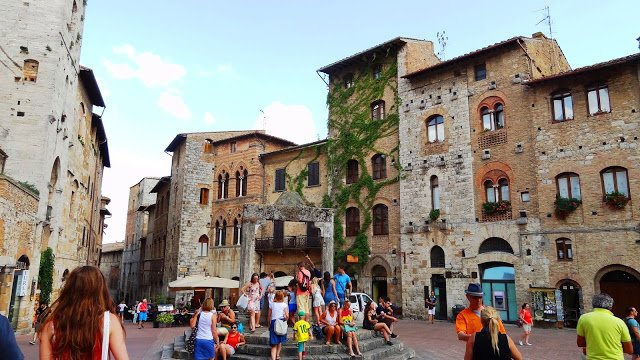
xmin=288 ymin=291 xmax=297 ymax=305
xmin=139 ymin=302 xmax=148 ymax=312
xmin=296 ymin=269 xmax=311 ymax=296
xmin=626 ymin=317 xmax=639 ymax=341
xmin=271 ymin=302 xmax=287 ymax=320
xmin=334 ymin=273 xmax=351 ymax=294
xmin=293 ymin=319 xmax=311 ymax=342
xmin=259 ymin=278 xmax=272 ymax=298
xmin=576 ymin=308 xmax=631 ymax=360
xmin=118 ymin=304 xmax=126 ymax=312
xmin=520 ymin=309 xmax=532 ymax=324
xmin=0 ymin=315 xmax=24 ymax=360
xmin=455 ymin=307 xmax=506 ymax=336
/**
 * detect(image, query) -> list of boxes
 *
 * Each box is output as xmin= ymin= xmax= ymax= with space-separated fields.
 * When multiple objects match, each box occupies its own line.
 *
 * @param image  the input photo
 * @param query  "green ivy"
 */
xmin=325 ymin=56 xmax=402 ymax=267
xmin=38 ymin=248 xmax=55 ymax=305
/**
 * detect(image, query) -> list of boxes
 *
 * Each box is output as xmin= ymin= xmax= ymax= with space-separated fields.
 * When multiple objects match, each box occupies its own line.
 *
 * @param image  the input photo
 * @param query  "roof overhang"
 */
xmin=318 ymin=37 xmax=409 ymax=75
xmin=92 ymin=113 xmax=110 ymax=167
xmin=79 ymin=66 xmax=106 ymax=108
xmin=150 ymin=176 xmax=171 ymax=193
xmin=524 ymin=53 xmax=640 ymax=85
xmin=165 ymin=134 xmax=187 ymax=152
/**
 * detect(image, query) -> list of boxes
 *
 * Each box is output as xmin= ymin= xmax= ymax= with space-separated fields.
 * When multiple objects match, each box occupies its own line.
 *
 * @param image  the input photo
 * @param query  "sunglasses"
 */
xmin=231 ymin=326 xmax=237 ymax=329
xmin=330 ymin=304 xmax=337 ymax=307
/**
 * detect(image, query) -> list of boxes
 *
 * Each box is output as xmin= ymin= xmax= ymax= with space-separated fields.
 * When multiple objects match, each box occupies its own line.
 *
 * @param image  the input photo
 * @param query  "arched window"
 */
xmin=219 ymin=220 xmax=227 ymax=246
xmin=481 ymin=102 xmax=505 ymax=131
xmin=371 ymin=100 xmax=385 ymax=121
xmin=430 ymin=246 xmax=445 ymax=268
xmin=587 ymin=83 xmax=610 ymax=115
xmin=233 ymin=218 xmax=242 ymax=245
xmin=218 ymin=173 xmax=229 ymax=199
xmin=556 ymin=238 xmax=573 ymax=261
xmin=345 ymin=207 xmax=360 ymax=237
xmin=197 ymin=235 xmax=208 ymax=257
xmin=484 ymin=178 xmax=509 ymax=202
xmin=479 ymin=238 xmax=514 ymax=254
xmin=556 ymin=173 xmax=581 ymax=200
xmin=372 ymin=154 xmax=386 ymax=180
xmin=430 ymin=175 xmax=440 ymax=210
xmin=235 ymin=171 xmax=243 ymax=197
xmin=372 ymin=204 xmax=388 ymax=235
xmin=551 ymin=90 xmax=574 ymax=122
xmin=427 ymin=115 xmax=444 ymax=142
xmin=601 ymin=167 xmax=629 ymax=197
xmin=346 ymin=159 xmax=359 ymax=184
xmin=215 ymin=221 xmax=221 ymax=246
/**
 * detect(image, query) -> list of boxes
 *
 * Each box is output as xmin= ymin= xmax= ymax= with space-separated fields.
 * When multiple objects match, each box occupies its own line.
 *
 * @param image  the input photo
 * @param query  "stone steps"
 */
xmin=163 ymin=319 xmax=415 ymax=360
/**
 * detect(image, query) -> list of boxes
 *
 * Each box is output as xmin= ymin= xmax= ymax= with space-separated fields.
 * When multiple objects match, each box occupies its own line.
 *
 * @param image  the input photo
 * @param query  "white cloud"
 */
xmin=217 ymin=65 xmax=233 ymax=73
xmin=103 ymin=44 xmax=187 ymax=88
xmin=253 ymin=101 xmax=316 ymax=145
xmin=157 ymin=92 xmax=192 ymax=120
xmin=204 ymin=112 xmax=216 ymax=125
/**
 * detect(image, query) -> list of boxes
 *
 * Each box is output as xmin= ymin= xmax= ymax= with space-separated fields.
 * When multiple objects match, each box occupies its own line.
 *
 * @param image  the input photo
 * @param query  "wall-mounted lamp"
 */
xmin=391 ymin=277 xmax=398 ymax=285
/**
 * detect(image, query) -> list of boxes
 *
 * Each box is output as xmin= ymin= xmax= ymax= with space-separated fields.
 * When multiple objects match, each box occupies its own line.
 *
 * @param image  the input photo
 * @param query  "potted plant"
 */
xmin=604 ymin=191 xmax=630 ymax=209
xmin=429 ymin=209 xmax=440 ymax=222
xmin=554 ymin=196 xmax=580 ymax=220
xmin=156 ymin=313 xmax=174 ymax=328
xmin=482 ymin=200 xmax=511 ymax=215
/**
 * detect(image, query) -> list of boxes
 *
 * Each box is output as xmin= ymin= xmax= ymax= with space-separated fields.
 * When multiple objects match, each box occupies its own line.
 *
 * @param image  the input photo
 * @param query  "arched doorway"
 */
xmin=557 ymin=279 xmax=583 ymax=328
xmin=371 ymin=265 xmax=388 ymax=302
xmin=9 ymin=255 xmax=30 ymax=329
xmin=273 ymin=271 xmax=287 ymax=278
xmin=480 ymin=262 xmax=517 ymax=322
xmin=599 ymin=269 xmax=640 ymax=318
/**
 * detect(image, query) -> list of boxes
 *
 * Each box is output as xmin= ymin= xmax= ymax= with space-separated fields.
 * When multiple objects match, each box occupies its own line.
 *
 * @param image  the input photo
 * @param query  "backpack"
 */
xmin=298 ymin=271 xmax=310 ymax=292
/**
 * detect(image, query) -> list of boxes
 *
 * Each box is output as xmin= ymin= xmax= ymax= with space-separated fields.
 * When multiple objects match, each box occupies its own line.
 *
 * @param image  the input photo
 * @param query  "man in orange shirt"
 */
xmin=456 ymin=283 xmax=506 ymax=341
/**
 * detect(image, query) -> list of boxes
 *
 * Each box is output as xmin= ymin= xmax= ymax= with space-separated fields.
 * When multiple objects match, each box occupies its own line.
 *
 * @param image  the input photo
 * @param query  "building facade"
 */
xmin=99 ymin=241 xmax=123 ymax=301
xmin=0 ymin=0 xmax=110 ymax=333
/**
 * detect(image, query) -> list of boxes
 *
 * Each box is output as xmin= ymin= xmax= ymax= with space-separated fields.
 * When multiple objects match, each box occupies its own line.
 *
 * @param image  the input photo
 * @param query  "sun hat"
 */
xmin=298 ymin=310 xmax=305 ymax=316
xmin=465 ymin=283 xmax=485 ymax=297
xmin=218 ymin=300 xmax=231 ymax=307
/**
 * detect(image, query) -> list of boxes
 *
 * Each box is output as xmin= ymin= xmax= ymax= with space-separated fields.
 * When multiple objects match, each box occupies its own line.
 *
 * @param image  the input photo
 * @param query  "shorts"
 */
xmin=428 ymin=308 xmax=435 ymax=315
xmin=289 ymin=304 xmax=297 ymax=314
xmin=632 ymin=339 xmax=640 ymax=356
xmin=34 ymin=322 xmax=40 ymax=332
xmin=522 ymin=323 xmax=532 ymax=332
xmin=138 ymin=311 xmax=148 ymax=322
xmin=297 ymin=341 xmax=306 ymax=353
xmin=118 ymin=310 xmax=124 ymax=314
xmin=296 ymin=294 xmax=310 ymax=316
xmin=225 ymin=344 xmax=236 ymax=355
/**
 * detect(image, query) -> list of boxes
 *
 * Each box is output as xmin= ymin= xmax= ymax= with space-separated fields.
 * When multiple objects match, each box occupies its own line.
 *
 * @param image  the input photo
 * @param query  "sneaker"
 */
xmin=519 ymin=341 xmax=523 ymax=346
xmin=29 ymin=341 xmax=36 ymax=345
xmin=386 ymin=341 xmax=393 ymax=346
xmin=526 ymin=343 xmax=532 ymax=346
xmin=390 ymin=333 xmax=398 ymax=339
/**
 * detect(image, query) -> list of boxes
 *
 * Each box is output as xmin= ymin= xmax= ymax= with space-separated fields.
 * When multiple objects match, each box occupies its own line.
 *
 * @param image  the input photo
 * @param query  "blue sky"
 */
xmin=81 ymin=1 xmax=639 ymax=243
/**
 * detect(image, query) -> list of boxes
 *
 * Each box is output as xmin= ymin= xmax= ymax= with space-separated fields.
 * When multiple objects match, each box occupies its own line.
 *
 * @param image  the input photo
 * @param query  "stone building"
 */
xmin=398 ymin=34 xmax=571 ymax=321
xmin=120 ymin=177 xmax=158 ymax=303
xmin=161 ymin=131 xmax=294 ymax=302
xmin=99 ymin=241 xmax=123 ymax=301
xmin=0 ymin=0 xmax=110 ymax=333
xmin=316 ymin=38 xmax=440 ymax=306
xmin=259 ymin=140 xmax=329 ymax=278
xmin=525 ymin=53 xmax=640 ymax=320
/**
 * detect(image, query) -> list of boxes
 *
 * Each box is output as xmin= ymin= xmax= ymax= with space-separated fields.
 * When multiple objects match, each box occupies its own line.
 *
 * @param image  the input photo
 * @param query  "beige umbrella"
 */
xmin=274 ymin=275 xmax=294 ymax=288
xmin=168 ymin=275 xmax=238 ymax=291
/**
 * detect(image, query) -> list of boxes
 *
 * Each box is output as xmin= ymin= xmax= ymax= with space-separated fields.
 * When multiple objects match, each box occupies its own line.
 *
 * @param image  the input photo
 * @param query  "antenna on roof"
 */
xmin=437 ymin=31 xmax=448 ymax=61
xmin=536 ymin=6 xmax=559 ymax=73
xmin=260 ymin=109 xmax=265 ymax=131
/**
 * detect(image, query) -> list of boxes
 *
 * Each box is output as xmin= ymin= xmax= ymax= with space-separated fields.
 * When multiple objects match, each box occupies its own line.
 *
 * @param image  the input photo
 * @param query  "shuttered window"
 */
xmin=275 ymin=168 xmax=286 ymax=191
xmin=308 ymin=162 xmax=320 ymax=186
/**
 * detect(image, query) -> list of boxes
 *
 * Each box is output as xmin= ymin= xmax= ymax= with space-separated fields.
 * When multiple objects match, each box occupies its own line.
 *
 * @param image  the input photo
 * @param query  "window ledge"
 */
xmin=557 ymin=259 xmax=573 ymax=262
xmin=589 ymin=111 xmax=611 ymax=117
xmin=306 ymin=184 xmax=321 ymax=188
xmin=552 ymin=118 xmax=574 ymax=124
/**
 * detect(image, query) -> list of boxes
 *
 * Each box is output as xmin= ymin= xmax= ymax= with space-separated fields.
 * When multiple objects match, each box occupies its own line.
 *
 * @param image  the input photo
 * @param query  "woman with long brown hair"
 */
xmin=240 ymin=273 xmax=263 ymax=332
xmin=38 ymin=265 xmax=129 ymax=360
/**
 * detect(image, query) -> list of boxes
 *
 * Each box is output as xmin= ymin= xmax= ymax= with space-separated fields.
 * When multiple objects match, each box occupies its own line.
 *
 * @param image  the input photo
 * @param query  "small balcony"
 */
xmin=255 ymin=235 xmax=322 ymax=251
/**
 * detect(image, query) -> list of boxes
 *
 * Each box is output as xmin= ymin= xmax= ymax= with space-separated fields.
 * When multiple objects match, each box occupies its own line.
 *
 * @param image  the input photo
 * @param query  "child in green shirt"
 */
xmin=293 ymin=311 xmax=313 ymax=359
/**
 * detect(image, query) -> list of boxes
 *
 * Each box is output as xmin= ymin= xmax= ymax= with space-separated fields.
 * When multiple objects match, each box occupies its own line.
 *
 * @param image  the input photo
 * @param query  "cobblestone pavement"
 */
xmin=16 ymin=320 xmax=185 ymax=360
xmin=16 ymin=318 xmax=635 ymax=360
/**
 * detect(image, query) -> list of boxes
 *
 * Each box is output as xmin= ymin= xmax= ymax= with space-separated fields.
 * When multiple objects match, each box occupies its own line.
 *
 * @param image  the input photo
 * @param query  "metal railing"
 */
xmin=255 ymin=236 xmax=322 ymax=250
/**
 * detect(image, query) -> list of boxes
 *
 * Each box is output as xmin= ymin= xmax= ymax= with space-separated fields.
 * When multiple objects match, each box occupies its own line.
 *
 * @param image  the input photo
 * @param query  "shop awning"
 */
xmin=168 ymin=275 xmax=239 ymax=291
xmin=274 ymin=276 xmax=294 ymax=288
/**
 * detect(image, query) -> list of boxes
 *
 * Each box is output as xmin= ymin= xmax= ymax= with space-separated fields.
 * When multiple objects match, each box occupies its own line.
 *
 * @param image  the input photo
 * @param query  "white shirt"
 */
xmin=270 ymin=302 xmax=287 ymax=320
xmin=269 ymin=293 xmax=275 ymax=308
xmin=118 ymin=304 xmax=126 ymax=312
xmin=196 ymin=311 xmax=215 ymax=340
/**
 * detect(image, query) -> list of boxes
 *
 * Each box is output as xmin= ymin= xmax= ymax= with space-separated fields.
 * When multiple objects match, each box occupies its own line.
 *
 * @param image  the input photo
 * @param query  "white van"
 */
xmin=348 ymin=292 xmax=374 ymax=321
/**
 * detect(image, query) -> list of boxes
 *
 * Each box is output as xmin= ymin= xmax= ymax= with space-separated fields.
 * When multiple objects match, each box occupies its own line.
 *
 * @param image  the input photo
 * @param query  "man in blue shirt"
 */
xmin=0 ymin=314 xmax=24 ymax=360
xmin=625 ymin=306 xmax=640 ymax=360
xmin=333 ymin=264 xmax=351 ymax=307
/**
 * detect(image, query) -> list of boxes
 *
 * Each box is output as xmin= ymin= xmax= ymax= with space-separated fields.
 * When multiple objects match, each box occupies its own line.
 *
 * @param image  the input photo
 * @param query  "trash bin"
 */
xmin=452 ymin=305 xmax=465 ymax=321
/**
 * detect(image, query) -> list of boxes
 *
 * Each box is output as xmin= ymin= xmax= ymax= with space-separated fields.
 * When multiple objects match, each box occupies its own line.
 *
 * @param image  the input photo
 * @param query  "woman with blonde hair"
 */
xmin=268 ymin=290 xmax=289 ymax=360
xmin=191 ymin=298 xmax=219 ymax=360
xmin=310 ymin=277 xmax=324 ymax=325
xmin=38 ymin=265 xmax=129 ymax=360
xmin=464 ymin=306 xmax=521 ymax=360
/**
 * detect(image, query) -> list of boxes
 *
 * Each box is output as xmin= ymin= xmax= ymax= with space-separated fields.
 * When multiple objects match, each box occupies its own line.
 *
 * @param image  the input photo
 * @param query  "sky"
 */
xmin=80 ymin=1 xmax=640 ymax=244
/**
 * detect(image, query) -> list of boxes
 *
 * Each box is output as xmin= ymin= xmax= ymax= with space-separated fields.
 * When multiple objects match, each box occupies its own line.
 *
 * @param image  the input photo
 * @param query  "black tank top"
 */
xmin=472 ymin=331 xmax=511 ymax=360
